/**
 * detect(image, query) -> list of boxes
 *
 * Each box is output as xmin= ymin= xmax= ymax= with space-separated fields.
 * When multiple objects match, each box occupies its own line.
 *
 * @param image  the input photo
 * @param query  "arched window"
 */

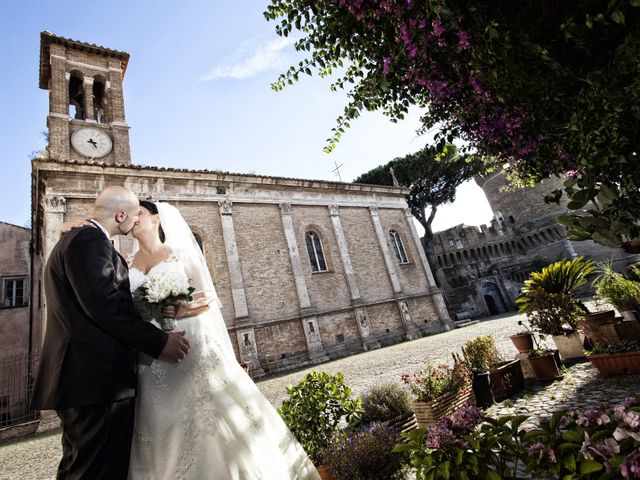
xmin=305 ymin=231 xmax=328 ymax=272
xmin=389 ymin=230 xmax=409 ymax=264
xmin=93 ymin=76 xmax=107 ymax=123
xmin=68 ymin=72 xmax=85 ymax=120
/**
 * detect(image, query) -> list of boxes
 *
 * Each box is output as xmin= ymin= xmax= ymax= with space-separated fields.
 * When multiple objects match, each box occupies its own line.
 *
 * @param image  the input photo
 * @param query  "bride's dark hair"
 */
xmin=139 ymin=200 xmax=165 ymax=243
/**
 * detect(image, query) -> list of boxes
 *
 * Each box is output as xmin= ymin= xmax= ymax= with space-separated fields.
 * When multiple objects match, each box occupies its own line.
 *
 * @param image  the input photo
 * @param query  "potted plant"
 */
xmin=527 ymin=347 xmax=563 ymax=380
xmin=515 ymin=256 xmax=594 ymax=314
xmin=359 ymin=382 xmax=415 ymax=433
xmin=586 ymin=339 xmax=640 ymax=377
xmin=519 ymin=288 xmax=586 ymax=359
xmin=516 ymin=257 xmax=595 ymax=359
xmin=459 ymin=336 xmax=499 ymax=408
xmin=508 ymin=320 xmax=535 ymax=353
xmin=278 ymin=371 xmax=362 ymax=476
xmin=593 ymin=263 xmax=640 ymax=321
xmin=319 ymin=422 xmax=409 ymax=480
xmin=400 ymin=362 xmax=473 ymax=429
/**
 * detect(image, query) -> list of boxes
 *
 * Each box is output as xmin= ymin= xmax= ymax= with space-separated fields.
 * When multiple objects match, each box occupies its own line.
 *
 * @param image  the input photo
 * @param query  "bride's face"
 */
xmin=132 ymin=207 xmax=160 ymax=239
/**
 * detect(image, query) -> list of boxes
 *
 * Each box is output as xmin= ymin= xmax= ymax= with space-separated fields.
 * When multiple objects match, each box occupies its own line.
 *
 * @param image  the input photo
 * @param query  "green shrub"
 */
xmin=277 ymin=371 xmax=362 ymax=463
xmin=360 ymin=383 xmax=412 ymax=424
xmin=593 ymin=263 xmax=640 ymax=312
xmin=462 ymin=335 xmax=503 ymax=372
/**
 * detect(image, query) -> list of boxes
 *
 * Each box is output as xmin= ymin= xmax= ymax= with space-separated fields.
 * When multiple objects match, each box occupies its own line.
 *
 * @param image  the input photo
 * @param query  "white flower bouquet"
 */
xmin=134 ymin=268 xmax=195 ymax=331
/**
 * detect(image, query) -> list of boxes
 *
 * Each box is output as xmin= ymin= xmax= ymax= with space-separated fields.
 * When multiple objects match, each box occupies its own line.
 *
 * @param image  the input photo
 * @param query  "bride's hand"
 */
xmin=59 ymin=215 xmax=94 ymax=237
xmin=162 ymin=300 xmax=210 ymax=319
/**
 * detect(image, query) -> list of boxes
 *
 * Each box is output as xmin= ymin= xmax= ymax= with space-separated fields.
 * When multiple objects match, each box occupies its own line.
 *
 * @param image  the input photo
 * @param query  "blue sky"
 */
xmin=0 ymin=0 xmax=493 ymax=231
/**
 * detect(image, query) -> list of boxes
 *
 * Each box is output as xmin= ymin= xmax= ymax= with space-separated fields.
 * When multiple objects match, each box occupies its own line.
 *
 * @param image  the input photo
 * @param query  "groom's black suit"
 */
xmin=31 ymin=225 xmax=168 ymax=479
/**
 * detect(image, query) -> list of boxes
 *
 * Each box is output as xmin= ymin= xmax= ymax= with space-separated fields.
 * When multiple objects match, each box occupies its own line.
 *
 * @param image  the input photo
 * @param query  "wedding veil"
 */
xmin=156 ymin=202 xmax=234 ymax=355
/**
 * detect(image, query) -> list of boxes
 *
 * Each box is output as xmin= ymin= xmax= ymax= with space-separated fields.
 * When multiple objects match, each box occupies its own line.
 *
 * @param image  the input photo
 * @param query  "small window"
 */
xmin=3 ymin=278 xmax=27 ymax=308
xmin=336 ymin=333 xmax=345 ymax=343
xmin=305 ymin=231 xmax=328 ymax=272
xmin=389 ymin=230 xmax=409 ymax=264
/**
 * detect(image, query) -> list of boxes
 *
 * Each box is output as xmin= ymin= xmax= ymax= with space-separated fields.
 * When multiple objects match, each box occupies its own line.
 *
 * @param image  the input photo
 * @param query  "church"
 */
xmin=31 ymin=32 xmax=452 ymax=377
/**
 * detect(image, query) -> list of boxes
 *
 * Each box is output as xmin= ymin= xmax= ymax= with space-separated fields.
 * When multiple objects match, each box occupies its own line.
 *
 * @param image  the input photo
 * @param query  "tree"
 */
xmin=354 ymin=144 xmax=483 ymax=241
xmin=264 ymin=0 xmax=640 ymax=248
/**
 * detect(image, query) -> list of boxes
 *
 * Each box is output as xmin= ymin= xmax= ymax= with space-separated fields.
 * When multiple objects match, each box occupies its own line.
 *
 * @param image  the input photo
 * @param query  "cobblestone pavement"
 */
xmin=2 ymin=312 xmax=639 ymax=479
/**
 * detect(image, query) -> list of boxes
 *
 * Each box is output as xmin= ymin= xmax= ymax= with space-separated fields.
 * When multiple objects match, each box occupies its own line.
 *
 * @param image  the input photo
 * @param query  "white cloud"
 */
xmin=199 ymin=37 xmax=295 ymax=81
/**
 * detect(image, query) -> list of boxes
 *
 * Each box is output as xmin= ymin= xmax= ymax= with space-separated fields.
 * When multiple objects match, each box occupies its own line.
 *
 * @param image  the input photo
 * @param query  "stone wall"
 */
xmin=431 ymin=172 xmax=637 ymax=319
xmin=31 ymin=161 xmax=453 ymax=376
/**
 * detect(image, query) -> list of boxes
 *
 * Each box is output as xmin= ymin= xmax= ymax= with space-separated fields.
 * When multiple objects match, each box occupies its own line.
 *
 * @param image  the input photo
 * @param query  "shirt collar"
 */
xmin=90 ymin=220 xmax=111 ymax=239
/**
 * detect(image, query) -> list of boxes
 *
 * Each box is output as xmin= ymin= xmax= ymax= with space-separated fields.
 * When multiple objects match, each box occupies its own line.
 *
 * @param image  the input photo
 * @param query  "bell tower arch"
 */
xmin=39 ymin=31 xmax=131 ymax=165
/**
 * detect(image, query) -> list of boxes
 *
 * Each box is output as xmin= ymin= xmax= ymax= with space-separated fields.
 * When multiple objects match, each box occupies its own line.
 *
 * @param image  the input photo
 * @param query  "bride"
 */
xmin=124 ymin=201 xmax=320 ymax=479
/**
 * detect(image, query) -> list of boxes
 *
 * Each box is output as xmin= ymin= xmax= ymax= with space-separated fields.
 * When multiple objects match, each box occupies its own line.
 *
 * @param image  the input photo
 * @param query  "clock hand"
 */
xmin=87 ymin=138 xmax=98 ymax=148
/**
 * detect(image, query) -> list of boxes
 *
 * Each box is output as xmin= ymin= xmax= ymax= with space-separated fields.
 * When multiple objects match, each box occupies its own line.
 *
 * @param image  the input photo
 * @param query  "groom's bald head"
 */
xmin=92 ymin=186 xmax=140 ymax=236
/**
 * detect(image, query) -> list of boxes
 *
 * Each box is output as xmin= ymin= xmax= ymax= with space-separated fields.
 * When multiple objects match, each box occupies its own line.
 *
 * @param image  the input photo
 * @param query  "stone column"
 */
xmin=83 ymin=76 xmax=95 ymax=122
xmin=369 ymin=207 xmax=420 ymax=339
xmin=43 ymin=196 xmax=67 ymax=262
xmin=328 ymin=205 xmax=379 ymax=349
xmin=369 ymin=206 xmax=402 ymax=294
xmin=279 ymin=203 xmax=311 ymax=310
xmin=403 ymin=208 xmax=453 ymax=329
xmin=40 ymin=195 xmax=67 ymax=343
xmin=328 ymin=205 xmax=361 ymax=301
xmin=218 ymin=200 xmax=249 ymax=319
xmin=279 ymin=203 xmax=327 ymax=361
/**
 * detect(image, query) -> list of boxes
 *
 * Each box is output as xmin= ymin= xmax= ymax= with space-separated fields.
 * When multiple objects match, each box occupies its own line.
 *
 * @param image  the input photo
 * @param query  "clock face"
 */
xmin=71 ymin=128 xmax=113 ymax=158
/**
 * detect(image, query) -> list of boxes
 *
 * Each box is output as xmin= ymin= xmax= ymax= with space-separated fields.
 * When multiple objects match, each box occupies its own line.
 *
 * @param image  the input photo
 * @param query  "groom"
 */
xmin=31 ymin=186 xmax=191 ymax=479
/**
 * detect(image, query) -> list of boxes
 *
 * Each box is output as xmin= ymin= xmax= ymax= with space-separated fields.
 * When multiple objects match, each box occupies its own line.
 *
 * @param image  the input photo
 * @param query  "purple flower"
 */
xmin=547 ymin=448 xmax=557 ymax=463
xmin=382 ymin=57 xmax=391 ymax=75
xmin=581 ymin=432 xmax=594 ymax=460
xmin=595 ymin=438 xmax=621 ymax=457
xmin=528 ymin=442 xmax=544 ymax=459
xmin=457 ymin=30 xmax=470 ymax=49
xmin=432 ymin=19 xmax=445 ymax=37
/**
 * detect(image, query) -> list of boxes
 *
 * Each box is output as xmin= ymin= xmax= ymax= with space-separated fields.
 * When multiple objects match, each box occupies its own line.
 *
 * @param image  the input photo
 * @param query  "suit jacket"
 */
xmin=31 ymin=226 xmax=168 ymax=410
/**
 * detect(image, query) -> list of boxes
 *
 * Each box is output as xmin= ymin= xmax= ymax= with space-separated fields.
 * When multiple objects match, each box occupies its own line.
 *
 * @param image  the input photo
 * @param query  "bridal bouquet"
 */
xmin=134 ymin=269 xmax=195 ymax=331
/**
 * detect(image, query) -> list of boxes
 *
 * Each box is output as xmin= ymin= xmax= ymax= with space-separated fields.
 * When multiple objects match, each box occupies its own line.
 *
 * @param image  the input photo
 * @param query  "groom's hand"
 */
xmin=159 ymin=331 xmax=191 ymax=363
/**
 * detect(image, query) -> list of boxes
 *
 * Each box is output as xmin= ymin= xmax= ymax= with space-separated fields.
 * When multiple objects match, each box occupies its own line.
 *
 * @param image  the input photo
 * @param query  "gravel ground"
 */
xmin=4 ymin=312 xmax=632 ymax=480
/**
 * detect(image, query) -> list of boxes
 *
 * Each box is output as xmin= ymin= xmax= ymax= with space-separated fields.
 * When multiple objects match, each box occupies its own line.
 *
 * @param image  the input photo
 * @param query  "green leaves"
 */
xmin=277 ymin=371 xmax=362 ymax=463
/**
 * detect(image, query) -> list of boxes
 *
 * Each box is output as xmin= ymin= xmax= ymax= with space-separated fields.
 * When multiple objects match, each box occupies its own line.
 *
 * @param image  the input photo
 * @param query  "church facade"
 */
xmin=31 ymin=32 xmax=452 ymax=377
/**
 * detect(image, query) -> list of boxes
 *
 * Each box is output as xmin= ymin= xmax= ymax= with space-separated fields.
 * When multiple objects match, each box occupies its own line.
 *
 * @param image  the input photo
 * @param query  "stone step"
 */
xmin=453 ymin=319 xmax=480 ymax=328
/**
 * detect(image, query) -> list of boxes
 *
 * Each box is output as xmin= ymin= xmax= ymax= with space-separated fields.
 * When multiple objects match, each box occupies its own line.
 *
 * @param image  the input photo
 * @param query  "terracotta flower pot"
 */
xmin=316 ymin=465 xmax=333 ymax=480
xmin=509 ymin=332 xmax=534 ymax=353
xmin=527 ymin=353 xmax=562 ymax=381
xmin=587 ymin=351 xmax=640 ymax=377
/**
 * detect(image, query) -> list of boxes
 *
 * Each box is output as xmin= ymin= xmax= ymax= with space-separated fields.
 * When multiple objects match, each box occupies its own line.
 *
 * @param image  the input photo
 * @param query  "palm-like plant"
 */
xmin=593 ymin=262 xmax=640 ymax=312
xmin=516 ymin=257 xmax=595 ymax=313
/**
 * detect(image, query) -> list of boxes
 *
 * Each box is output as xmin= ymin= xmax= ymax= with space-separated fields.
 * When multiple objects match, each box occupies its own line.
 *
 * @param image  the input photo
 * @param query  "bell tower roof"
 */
xmin=39 ymin=31 xmax=129 ymax=89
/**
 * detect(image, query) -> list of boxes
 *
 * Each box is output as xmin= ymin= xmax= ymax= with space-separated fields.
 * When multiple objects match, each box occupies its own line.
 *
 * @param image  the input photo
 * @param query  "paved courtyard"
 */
xmin=1 ymin=312 xmax=639 ymax=479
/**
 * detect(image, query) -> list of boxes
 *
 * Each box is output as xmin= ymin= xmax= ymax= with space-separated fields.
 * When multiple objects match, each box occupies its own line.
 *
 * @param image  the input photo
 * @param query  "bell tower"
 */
xmin=39 ymin=31 xmax=132 ymax=165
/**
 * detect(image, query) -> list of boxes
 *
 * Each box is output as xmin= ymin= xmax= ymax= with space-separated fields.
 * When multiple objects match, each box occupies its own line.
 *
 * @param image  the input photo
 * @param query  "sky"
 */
xmin=0 ymin=1 xmax=493 ymax=233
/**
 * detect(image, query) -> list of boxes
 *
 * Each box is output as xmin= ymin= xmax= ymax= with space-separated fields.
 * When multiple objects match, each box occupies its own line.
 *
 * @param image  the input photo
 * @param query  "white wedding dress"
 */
xmin=127 ymin=250 xmax=320 ymax=480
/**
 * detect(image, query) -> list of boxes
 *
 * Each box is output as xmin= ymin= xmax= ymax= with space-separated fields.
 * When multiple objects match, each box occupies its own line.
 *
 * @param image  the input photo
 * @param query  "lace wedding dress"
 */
xmin=127 ymin=250 xmax=320 ymax=480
